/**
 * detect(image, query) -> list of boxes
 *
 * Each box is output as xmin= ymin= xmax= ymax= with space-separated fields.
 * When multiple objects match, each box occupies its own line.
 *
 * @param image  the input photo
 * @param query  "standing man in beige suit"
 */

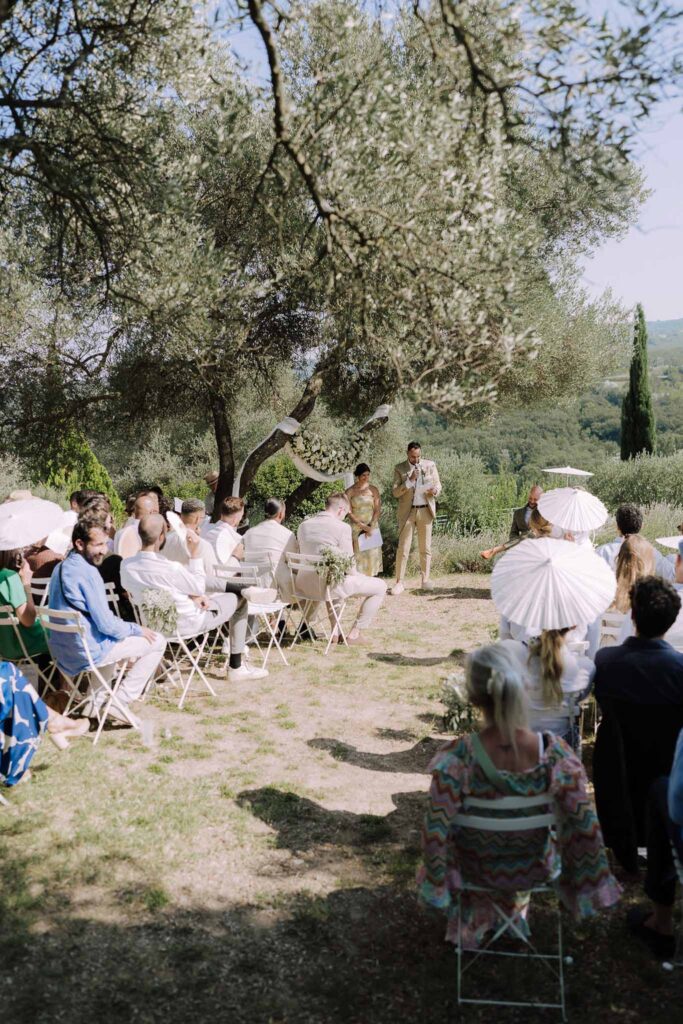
xmin=391 ymin=441 xmax=441 ymax=594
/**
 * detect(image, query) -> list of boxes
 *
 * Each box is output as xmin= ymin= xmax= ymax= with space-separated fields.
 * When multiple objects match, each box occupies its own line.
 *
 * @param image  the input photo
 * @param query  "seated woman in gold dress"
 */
xmin=345 ymin=463 xmax=382 ymax=577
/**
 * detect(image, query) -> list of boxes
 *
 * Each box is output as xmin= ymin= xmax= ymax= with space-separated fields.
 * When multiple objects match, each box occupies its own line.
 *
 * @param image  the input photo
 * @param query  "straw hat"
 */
xmin=204 ymin=470 xmax=219 ymax=485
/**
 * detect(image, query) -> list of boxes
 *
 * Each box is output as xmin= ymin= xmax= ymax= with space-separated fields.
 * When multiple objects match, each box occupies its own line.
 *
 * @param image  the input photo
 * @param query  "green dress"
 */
xmin=350 ymin=491 xmax=383 ymax=577
xmin=0 ymin=569 xmax=47 ymax=661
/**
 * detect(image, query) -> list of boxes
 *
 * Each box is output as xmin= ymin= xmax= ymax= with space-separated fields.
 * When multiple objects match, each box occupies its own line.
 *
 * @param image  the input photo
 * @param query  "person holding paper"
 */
xmin=345 ymin=464 xmax=383 ymax=577
xmin=391 ymin=441 xmax=441 ymax=594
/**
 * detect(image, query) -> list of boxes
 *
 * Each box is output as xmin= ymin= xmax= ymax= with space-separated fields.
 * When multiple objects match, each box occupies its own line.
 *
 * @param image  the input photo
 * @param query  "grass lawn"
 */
xmin=1 ymin=573 xmax=681 ymax=1022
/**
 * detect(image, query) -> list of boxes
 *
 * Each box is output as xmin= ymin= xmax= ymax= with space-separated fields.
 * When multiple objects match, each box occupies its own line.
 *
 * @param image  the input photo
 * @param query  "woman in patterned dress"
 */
xmin=1 ymin=661 xmax=90 ymax=787
xmin=418 ymin=643 xmax=620 ymax=948
xmin=345 ymin=464 xmax=382 ymax=578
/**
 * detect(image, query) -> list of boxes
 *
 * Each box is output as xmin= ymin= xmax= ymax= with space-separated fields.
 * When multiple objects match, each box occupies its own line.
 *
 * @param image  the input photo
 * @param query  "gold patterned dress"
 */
xmin=350 ymin=491 xmax=383 ymax=577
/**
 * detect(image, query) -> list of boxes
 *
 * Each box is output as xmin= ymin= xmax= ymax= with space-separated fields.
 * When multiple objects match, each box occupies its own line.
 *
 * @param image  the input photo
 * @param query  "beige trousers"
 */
xmin=395 ymin=507 xmax=433 ymax=581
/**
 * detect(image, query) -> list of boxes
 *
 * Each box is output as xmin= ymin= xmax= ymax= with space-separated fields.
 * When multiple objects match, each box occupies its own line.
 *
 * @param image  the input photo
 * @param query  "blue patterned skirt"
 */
xmin=1 ymin=661 xmax=49 ymax=786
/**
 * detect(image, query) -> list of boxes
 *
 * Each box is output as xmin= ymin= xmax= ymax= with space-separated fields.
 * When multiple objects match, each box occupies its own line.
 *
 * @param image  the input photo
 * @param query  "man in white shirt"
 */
xmin=163 ymin=498 xmax=224 ymax=593
xmin=121 ymin=515 xmax=267 ymax=682
xmin=203 ymin=496 xmax=245 ymax=568
xmin=114 ymin=491 xmax=159 ymax=560
xmin=597 ymin=502 xmax=675 ymax=582
xmin=296 ymin=493 xmax=386 ymax=643
xmin=391 ymin=441 xmax=442 ymax=594
xmin=244 ymin=498 xmax=298 ymax=600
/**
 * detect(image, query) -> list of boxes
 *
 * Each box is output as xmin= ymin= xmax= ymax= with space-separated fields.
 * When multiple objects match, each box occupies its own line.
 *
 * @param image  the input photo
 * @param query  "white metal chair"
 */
xmin=0 ymin=604 xmax=59 ymax=697
xmin=103 ymin=581 xmax=121 ymax=617
xmin=213 ymin=564 xmax=290 ymax=668
xmin=129 ymin=596 xmax=217 ymax=710
xmin=452 ymin=792 xmax=567 ymax=1021
xmin=285 ymin=552 xmax=348 ymax=655
xmin=599 ymin=610 xmax=626 ymax=648
xmin=29 ymin=579 xmax=51 ymax=607
xmin=37 ymin=607 xmax=134 ymax=745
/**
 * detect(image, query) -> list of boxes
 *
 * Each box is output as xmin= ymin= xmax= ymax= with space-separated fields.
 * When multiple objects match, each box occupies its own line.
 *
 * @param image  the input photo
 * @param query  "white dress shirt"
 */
xmin=502 ymin=639 xmax=594 ymax=734
xmin=244 ymin=519 xmax=298 ymax=599
xmin=163 ymin=531 xmax=223 ymax=592
xmin=121 ymin=550 xmax=207 ymax=636
xmin=113 ymin=519 xmax=141 ymax=558
xmin=406 ymin=464 xmax=429 ymax=506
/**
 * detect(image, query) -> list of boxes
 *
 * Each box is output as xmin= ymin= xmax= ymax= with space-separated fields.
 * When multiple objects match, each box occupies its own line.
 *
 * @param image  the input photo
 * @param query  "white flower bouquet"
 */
xmin=140 ymin=587 xmax=178 ymax=636
xmin=315 ymin=546 xmax=353 ymax=587
xmin=441 ymin=671 xmax=480 ymax=734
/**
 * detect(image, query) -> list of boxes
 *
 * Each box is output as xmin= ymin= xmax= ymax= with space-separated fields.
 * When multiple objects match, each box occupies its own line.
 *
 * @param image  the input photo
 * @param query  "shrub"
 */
xmin=591 ymin=452 xmax=683 ymax=509
xmin=42 ymin=431 xmax=125 ymax=520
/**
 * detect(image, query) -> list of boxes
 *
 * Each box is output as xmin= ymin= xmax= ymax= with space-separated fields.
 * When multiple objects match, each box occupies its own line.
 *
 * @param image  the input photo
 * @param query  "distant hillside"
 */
xmin=648 ymin=319 xmax=683 ymax=348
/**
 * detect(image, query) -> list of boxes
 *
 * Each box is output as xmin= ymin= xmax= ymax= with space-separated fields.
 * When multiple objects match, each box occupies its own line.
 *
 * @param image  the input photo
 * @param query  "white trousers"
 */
xmin=179 ymin=593 xmax=248 ymax=654
xmin=333 ymin=573 xmax=387 ymax=630
xmin=94 ymin=633 xmax=166 ymax=708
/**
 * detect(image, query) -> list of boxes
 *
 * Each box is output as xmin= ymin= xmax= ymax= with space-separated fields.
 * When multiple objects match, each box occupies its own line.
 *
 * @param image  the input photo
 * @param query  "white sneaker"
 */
xmin=390 ymin=582 xmax=405 ymax=596
xmin=421 ymin=578 xmax=434 ymax=591
xmin=227 ymin=663 xmax=269 ymax=683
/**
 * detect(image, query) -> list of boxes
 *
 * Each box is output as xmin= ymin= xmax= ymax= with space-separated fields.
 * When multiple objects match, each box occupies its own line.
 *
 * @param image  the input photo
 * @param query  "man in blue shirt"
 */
xmin=628 ymin=729 xmax=683 ymax=960
xmin=48 ymin=516 xmax=165 ymax=726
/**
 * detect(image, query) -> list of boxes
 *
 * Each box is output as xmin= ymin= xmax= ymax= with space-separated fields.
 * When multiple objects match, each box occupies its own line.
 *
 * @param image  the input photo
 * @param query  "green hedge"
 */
xmin=590 ymin=453 xmax=683 ymax=510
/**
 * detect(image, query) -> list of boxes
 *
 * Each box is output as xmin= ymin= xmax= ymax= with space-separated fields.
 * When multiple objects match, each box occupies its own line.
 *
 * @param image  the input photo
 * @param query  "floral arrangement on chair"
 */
xmin=290 ymin=428 xmax=367 ymax=476
xmin=441 ymin=672 xmax=480 ymax=734
xmin=315 ymin=547 xmax=353 ymax=587
xmin=140 ymin=588 xmax=178 ymax=636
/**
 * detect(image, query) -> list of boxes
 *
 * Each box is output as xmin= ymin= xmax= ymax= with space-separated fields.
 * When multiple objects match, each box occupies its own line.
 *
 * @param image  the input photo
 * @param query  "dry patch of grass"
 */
xmin=1 ymin=573 xmax=680 ymax=1022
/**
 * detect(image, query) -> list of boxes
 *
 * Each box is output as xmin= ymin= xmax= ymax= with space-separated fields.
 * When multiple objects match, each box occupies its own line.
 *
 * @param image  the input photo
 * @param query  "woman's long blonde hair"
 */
xmin=529 ymin=509 xmax=553 ymax=537
xmin=614 ymin=534 xmax=656 ymax=613
xmin=529 ymin=628 xmax=571 ymax=705
xmin=466 ymin=644 xmax=529 ymax=751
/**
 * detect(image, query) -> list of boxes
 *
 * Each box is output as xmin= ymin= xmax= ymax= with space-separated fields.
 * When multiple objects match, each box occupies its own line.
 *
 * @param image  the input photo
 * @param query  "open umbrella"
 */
xmin=656 ymin=536 xmax=682 ymax=551
xmin=492 ymin=537 xmax=616 ymax=630
xmin=0 ymin=498 xmax=66 ymax=551
xmin=45 ymin=510 xmax=78 ymax=556
xmin=544 ymin=466 xmax=594 ymax=486
xmin=538 ymin=487 xmax=608 ymax=533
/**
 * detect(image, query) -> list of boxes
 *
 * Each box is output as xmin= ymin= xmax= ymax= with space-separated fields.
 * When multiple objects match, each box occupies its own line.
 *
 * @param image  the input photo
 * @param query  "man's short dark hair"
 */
xmin=72 ymin=514 xmax=108 ymax=547
xmin=631 ymin=576 xmax=681 ymax=638
xmin=70 ymin=488 xmax=100 ymax=508
xmin=616 ymin=503 xmax=643 ymax=536
xmin=264 ymin=497 xmax=284 ymax=518
xmin=407 ymin=441 xmax=421 ymax=452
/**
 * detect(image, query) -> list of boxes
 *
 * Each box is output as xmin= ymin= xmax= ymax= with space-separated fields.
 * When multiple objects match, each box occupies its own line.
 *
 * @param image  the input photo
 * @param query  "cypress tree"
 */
xmin=621 ymin=304 xmax=656 ymax=459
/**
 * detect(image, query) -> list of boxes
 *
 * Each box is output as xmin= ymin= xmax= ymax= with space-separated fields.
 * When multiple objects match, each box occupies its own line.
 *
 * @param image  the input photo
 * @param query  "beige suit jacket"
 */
xmin=244 ymin=519 xmax=298 ymax=600
xmin=296 ymin=511 xmax=355 ymax=600
xmin=392 ymin=458 xmax=442 ymax=535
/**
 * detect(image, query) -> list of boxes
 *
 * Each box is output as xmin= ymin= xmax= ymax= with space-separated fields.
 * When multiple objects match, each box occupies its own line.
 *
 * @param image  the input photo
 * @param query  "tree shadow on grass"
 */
xmin=423 ymin=586 xmax=492 ymax=600
xmin=368 ymin=648 xmax=466 ymax=668
xmin=308 ymin=736 xmax=440 ymax=774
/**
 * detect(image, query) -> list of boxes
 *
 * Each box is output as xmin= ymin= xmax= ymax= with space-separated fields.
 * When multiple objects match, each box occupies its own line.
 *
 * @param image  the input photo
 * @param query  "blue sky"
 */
xmin=581 ymin=102 xmax=683 ymax=322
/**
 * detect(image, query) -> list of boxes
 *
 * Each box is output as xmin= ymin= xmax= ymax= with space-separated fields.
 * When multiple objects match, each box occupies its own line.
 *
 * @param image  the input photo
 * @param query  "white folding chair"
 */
xmin=452 ymin=792 xmax=567 ymax=1021
xmin=129 ymin=596 xmax=216 ymax=710
xmin=103 ymin=581 xmax=121 ymax=617
xmin=0 ymin=604 xmax=59 ymax=697
xmin=213 ymin=564 xmax=290 ymax=668
xmin=37 ymin=607 xmax=134 ymax=745
xmin=29 ymin=579 xmax=51 ymax=607
xmin=285 ymin=552 xmax=348 ymax=655
xmin=599 ymin=610 xmax=626 ymax=648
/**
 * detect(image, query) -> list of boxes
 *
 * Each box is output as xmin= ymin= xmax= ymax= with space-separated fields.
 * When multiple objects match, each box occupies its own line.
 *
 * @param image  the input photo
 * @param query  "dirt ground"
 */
xmin=1 ymin=573 xmax=681 ymax=1023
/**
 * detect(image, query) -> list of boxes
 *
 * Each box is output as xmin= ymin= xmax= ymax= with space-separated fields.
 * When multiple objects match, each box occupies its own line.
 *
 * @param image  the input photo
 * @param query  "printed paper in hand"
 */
xmin=358 ymin=528 xmax=383 ymax=552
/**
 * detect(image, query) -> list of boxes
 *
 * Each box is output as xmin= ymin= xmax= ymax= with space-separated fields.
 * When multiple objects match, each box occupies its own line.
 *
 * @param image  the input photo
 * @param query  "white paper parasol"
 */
xmin=0 ymin=498 xmax=66 ymax=551
xmin=656 ymin=536 xmax=683 ymax=551
xmin=544 ymin=466 xmax=594 ymax=486
xmin=45 ymin=510 xmax=78 ymax=556
xmin=492 ymin=537 xmax=616 ymax=630
xmin=166 ymin=511 xmax=189 ymax=556
xmin=538 ymin=487 xmax=608 ymax=533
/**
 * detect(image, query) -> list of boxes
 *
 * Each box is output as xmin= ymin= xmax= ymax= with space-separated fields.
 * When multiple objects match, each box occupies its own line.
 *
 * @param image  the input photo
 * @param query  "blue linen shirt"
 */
xmin=47 ymin=552 xmax=142 ymax=675
xmin=669 ymin=729 xmax=683 ymax=846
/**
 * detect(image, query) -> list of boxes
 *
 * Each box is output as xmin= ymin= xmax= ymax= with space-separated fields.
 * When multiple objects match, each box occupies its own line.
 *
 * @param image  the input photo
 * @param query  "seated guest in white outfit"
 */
xmin=121 ymin=515 xmax=266 ymax=682
xmin=163 ymin=499 xmax=224 ymax=593
xmin=47 ymin=516 xmax=166 ymax=727
xmin=503 ymin=628 xmax=594 ymax=746
xmin=296 ymin=493 xmax=387 ymax=644
xmin=114 ymin=491 xmax=159 ymax=560
xmin=597 ymin=503 xmax=674 ymax=581
xmin=204 ymin=496 xmax=246 ymax=568
xmin=244 ymin=498 xmax=298 ymax=600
